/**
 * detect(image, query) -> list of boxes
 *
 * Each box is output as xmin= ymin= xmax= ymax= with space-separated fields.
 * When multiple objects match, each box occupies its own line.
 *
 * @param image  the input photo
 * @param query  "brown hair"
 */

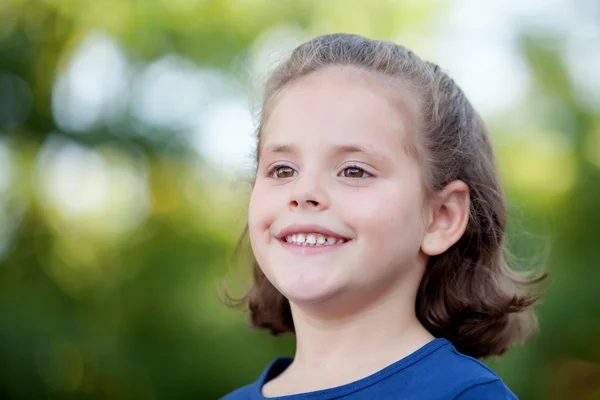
xmin=226 ymin=33 xmax=547 ymax=359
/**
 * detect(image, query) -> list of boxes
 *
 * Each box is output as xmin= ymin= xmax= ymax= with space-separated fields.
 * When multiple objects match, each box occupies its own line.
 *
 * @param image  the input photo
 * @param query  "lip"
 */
xmin=276 ymin=224 xmax=351 ymax=241
xmin=278 ymin=238 xmax=349 ymax=256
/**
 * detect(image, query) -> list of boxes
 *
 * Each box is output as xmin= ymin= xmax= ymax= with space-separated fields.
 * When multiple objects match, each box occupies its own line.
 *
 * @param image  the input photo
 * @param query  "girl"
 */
xmin=222 ymin=33 xmax=545 ymax=399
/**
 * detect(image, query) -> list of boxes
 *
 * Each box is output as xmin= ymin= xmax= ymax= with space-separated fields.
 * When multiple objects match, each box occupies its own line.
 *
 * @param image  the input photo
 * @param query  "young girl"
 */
xmin=222 ymin=33 xmax=545 ymax=399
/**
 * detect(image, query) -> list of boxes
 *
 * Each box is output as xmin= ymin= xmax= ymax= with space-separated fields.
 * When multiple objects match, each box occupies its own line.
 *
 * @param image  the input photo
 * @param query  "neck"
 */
xmin=286 ymin=283 xmax=435 ymax=384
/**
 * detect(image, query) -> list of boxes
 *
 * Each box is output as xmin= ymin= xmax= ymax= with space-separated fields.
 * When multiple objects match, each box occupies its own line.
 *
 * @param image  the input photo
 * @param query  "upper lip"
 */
xmin=276 ymin=224 xmax=351 ymax=240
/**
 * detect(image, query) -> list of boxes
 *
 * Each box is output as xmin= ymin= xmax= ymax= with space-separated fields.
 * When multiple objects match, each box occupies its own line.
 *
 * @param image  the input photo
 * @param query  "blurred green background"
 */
xmin=1 ymin=0 xmax=599 ymax=399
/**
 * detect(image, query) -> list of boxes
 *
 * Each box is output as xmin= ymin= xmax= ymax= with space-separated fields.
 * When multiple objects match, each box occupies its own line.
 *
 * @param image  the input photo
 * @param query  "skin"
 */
xmin=248 ymin=66 xmax=470 ymax=396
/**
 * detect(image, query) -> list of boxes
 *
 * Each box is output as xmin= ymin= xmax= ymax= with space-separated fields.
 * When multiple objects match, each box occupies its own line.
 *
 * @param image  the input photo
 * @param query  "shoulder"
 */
xmin=220 ymin=383 xmax=254 ymax=400
xmin=410 ymin=340 xmax=517 ymax=399
xmin=219 ymin=357 xmax=292 ymax=400
xmin=453 ymin=379 xmax=518 ymax=399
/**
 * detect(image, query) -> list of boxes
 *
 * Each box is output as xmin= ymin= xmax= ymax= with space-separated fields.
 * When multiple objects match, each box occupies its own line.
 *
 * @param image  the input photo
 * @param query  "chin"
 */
xmin=271 ymin=271 xmax=345 ymax=306
xmin=283 ymin=287 xmax=341 ymax=306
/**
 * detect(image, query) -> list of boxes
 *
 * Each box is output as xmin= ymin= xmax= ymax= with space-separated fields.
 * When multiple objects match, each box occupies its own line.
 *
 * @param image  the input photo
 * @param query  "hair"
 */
xmin=225 ymin=33 xmax=547 ymax=359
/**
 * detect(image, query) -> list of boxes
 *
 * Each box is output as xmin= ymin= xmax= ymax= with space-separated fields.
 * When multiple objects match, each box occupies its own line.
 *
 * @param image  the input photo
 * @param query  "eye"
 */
xmin=340 ymin=166 xmax=371 ymax=178
xmin=269 ymin=165 xmax=297 ymax=179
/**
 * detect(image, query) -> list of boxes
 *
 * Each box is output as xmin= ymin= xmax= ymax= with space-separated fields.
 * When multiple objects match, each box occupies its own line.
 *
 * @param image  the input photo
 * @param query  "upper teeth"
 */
xmin=285 ymin=233 xmax=346 ymax=246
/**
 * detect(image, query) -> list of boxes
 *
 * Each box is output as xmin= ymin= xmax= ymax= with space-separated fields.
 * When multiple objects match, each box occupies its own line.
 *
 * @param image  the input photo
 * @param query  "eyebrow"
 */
xmin=261 ymin=143 xmax=390 ymax=162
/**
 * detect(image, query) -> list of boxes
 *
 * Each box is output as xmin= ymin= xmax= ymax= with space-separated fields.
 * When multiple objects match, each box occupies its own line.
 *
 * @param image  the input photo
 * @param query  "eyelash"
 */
xmin=266 ymin=164 xmax=373 ymax=179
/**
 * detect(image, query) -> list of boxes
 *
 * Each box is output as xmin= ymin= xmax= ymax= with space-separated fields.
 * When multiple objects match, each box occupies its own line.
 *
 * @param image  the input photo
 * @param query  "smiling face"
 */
xmin=248 ymin=66 xmax=430 ymax=310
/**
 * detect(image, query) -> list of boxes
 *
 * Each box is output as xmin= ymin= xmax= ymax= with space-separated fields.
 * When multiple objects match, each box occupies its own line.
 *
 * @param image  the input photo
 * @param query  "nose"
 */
xmin=288 ymin=172 xmax=330 ymax=211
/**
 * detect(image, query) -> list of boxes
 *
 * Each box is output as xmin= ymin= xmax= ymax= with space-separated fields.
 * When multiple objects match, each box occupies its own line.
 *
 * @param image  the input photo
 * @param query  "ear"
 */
xmin=421 ymin=180 xmax=470 ymax=256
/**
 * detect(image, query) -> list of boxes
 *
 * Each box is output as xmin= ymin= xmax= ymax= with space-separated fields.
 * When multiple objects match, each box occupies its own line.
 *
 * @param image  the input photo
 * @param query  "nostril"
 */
xmin=288 ymin=198 xmax=321 ymax=208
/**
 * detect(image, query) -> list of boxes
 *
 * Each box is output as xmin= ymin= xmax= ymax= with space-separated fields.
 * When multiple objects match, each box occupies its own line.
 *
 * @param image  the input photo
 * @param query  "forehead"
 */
xmin=260 ymin=66 xmax=420 ymax=156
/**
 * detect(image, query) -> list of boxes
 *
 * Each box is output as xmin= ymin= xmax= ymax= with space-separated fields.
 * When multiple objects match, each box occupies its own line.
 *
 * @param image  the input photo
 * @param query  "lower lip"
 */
xmin=278 ymin=239 xmax=350 ymax=255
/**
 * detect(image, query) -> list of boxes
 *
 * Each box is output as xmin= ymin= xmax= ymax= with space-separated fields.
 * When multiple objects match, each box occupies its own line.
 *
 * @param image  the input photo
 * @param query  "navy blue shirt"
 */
xmin=221 ymin=338 xmax=517 ymax=399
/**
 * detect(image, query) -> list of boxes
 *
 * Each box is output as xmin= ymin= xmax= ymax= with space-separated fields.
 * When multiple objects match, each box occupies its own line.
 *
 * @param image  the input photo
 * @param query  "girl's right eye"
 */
xmin=269 ymin=165 xmax=297 ymax=179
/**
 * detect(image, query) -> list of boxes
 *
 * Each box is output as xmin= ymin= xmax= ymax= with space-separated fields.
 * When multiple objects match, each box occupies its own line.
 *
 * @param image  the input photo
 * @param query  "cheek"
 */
xmin=247 ymin=196 xmax=266 ymax=268
xmin=248 ymin=184 xmax=277 ymax=241
xmin=344 ymin=184 xmax=424 ymax=240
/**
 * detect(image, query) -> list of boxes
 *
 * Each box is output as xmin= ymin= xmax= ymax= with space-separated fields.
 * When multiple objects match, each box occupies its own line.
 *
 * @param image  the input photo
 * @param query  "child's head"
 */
xmin=233 ymin=33 xmax=544 ymax=359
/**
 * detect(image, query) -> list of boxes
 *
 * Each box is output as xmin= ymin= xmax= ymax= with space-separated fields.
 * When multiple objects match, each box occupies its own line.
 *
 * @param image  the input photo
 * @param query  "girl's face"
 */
xmin=248 ymin=66 xmax=429 ymax=310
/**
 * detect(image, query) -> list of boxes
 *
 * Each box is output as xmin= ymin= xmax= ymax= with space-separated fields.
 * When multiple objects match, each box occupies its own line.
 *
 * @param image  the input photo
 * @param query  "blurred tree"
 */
xmin=0 ymin=0 xmax=598 ymax=399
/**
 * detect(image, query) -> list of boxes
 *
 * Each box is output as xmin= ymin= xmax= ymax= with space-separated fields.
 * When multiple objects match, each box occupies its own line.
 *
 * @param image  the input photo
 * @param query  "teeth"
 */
xmin=283 ymin=233 xmax=347 ymax=246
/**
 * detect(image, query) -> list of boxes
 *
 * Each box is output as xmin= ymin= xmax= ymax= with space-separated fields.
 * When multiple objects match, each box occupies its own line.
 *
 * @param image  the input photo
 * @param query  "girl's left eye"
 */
xmin=340 ymin=166 xmax=371 ymax=178
xmin=269 ymin=165 xmax=297 ymax=178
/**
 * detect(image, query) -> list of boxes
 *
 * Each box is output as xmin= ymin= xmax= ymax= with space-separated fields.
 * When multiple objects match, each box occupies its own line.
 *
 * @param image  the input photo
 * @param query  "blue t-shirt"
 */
xmin=221 ymin=338 xmax=517 ymax=399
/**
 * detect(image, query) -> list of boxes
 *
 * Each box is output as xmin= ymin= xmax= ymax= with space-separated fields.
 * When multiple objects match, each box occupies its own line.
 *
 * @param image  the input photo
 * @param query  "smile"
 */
xmin=278 ymin=236 xmax=349 ymax=256
xmin=284 ymin=233 xmax=347 ymax=246
xmin=275 ymin=224 xmax=352 ymax=254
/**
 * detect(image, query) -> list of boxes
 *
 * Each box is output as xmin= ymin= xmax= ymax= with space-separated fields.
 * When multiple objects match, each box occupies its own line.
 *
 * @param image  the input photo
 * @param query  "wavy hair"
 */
xmin=225 ymin=33 xmax=547 ymax=359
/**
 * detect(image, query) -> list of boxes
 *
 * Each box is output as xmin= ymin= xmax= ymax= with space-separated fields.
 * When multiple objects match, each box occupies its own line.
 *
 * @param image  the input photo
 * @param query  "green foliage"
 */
xmin=0 ymin=1 xmax=599 ymax=399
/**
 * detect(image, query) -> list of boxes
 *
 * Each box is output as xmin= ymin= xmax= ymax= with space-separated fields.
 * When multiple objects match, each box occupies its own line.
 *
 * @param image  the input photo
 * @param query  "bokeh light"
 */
xmin=0 ymin=0 xmax=598 ymax=399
